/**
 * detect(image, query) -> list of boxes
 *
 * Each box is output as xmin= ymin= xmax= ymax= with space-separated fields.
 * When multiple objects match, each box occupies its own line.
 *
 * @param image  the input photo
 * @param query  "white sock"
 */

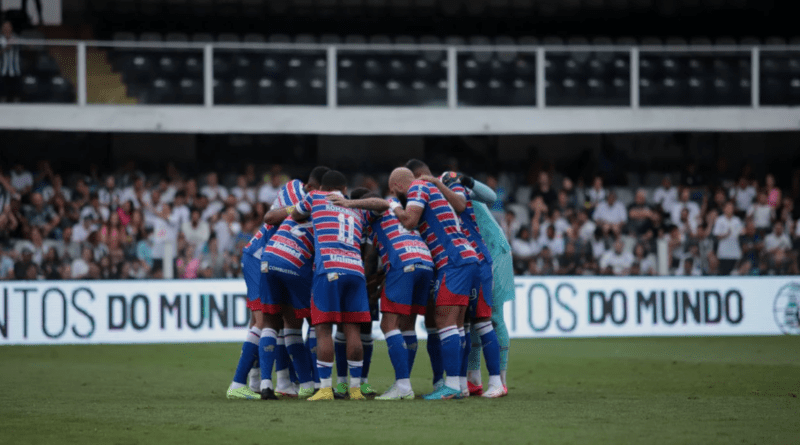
xmin=300 ymin=382 xmax=314 ymax=390
xmin=337 ymin=376 xmax=348 ymax=384
xmin=260 ymin=379 xmax=273 ymax=390
xmin=362 ymin=377 xmax=368 ymax=384
xmin=229 ymin=382 xmax=245 ymax=390
xmin=347 ymin=360 xmax=363 ymax=388
xmin=276 ymin=369 xmax=291 ymax=389
xmin=460 ymin=376 xmax=467 ymax=392
xmin=314 ymin=382 xmax=320 ymax=389
xmin=445 ymin=376 xmax=460 ymax=391
xmin=501 ymin=370 xmax=507 ymax=387
xmin=488 ymin=375 xmax=502 ymax=388
xmin=467 ymin=370 xmax=482 ymax=386
xmin=396 ymin=378 xmax=411 ymax=393
xmin=320 ymin=377 xmax=332 ymax=388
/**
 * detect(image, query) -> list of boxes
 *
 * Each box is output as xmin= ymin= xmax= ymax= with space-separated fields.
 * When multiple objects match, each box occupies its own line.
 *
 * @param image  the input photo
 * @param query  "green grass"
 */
xmin=1 ymin=337 xmax=799 ymax=445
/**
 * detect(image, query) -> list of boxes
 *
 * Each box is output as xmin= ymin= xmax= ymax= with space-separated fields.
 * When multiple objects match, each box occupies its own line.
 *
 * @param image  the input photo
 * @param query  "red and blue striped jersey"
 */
xmin=364 ymin=197 xmax=433 ymax=273
xmin=263 ymin=216 xmax=314 ymax=277
xmin=296 ymin=190 xmax=375 ymax=278
xmin=406 ymin=179 xmax=479 ymax=270
xmin=243 ymin=223 xmax=277 ymax=259
xmin=447 ymin=181 xmax=492 ymax=265
xmin=244 ymin=180 xmax=306 ymax=260
xmin=273 ymin=179 xmax=305 ymax=209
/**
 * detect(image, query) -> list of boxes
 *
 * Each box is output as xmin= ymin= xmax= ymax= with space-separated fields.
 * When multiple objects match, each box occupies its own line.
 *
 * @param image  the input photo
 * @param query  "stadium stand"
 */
xmin=1 ymin=156 xmax=798 ymax=281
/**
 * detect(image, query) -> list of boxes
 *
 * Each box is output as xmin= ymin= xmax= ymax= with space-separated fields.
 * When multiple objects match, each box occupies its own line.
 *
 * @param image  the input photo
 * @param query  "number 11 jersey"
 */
xmin=295 ymin=190 xmax=375 ymax=279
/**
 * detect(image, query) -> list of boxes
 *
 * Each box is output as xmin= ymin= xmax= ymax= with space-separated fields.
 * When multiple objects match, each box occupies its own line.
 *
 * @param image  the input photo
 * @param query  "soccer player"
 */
xmin=411 ymin=164 xmax=505 ymax=398
xmin=345 ymin=167 xmax=481 ymax=400
xmin=345 ymin=188 xmax=435 ymax=400
xmin=291 ymin=170 xmax=382 ymax=401
xmin=226 ymin=204 xmax=280 ymax=400
xmin=258 ymin=179 xmax=317 ymax=399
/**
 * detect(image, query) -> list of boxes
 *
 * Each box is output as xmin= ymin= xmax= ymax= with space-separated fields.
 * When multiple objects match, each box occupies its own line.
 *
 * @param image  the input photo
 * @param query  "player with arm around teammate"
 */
xmin=291 ymin=171 xmax=384 ymax=401
xmin=416 ymin=168 xmax=506 ymax=398
xmin=341 ymin=167 xmax=481 ymax=400
xmin=337 ymin=188 xmax=435 ymax=400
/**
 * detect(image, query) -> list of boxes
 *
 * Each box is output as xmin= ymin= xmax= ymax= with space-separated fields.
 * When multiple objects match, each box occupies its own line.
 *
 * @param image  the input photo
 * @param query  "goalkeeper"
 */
xmin=442 ymin=172 xmax=514 ymax=395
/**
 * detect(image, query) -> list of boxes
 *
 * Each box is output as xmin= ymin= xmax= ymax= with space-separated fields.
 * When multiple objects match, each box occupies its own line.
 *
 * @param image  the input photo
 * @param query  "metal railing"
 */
xmin=6 ymin=38 xmax=800 ymax=108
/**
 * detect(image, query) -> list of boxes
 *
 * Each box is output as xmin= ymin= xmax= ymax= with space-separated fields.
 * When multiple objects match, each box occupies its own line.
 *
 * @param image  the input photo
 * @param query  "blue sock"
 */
xmin=334 ymin=330 xmax=348 ymax=383
xmin=317 ymin=360 xmax=333 ymax=388
xmin=275 ymin=330 xmax=289 ymax=373
xmin=439 ymin=326 xmax=461 ymax=389
xmin=475 ymin=321 xmax=501 ymax=377
xmin=385 ymin=330 xmax=410 ymax=381
xmin=285 ymin=329 xmax=313 ymax=384
xmin=258 ymin=328 xmax=278 ymax=388
xmin=427 ymin=328 xmax=443 ymax=384
xmin=361 ymin=333 xmax=373 ymax=381
xmin=348 ymin=360 xmax=363 ymax=388
xmin=402 ymin=330 xmax=418 ymax=373
xmin=460 ymin=326 xmax=471 ymax=378
xmin=233 ymin=327 xmax=261 ymax=385
xmin=306 ymin=326 xmax=319 ymax=385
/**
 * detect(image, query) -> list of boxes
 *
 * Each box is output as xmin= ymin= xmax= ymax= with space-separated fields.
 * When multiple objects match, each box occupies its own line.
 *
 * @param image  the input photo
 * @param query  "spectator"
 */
xmin=1 ymin=248 xmax=15 ymax=279
xmin=0 ymin=21 xmax=22 ymax=103
xmin=558 ymin=242 xmax=583 ymax=275
xmin=41 ymin=174 xmax=72 ymax=203
xmin=182 ymin=208 xmax=210 ymax=251
xmin=152 ymin=203 xmax=179 ymax=277
xmin=201 ymin=172 xmax=229 ymax=203
xmin=765 ymin=173 xmax=781 ymax=209
xmin=14 ymin=226 xmax=56 ymax=265
xmin=747 ymin=191 xmax=773 ymax=234
xmin=585 ymin=176 xmax=607 ymax=210
xmin=171 ymin=191 xmax=191 ymax=227
xmin=531 ymin=245 xmax=558 ymax=275
xmin=730 ymin=176 xmax=756 ymax=216
xmin=176 ymin=244 xmax=201 ymax=279
xmin=14 ymin=248 xmax=35 ymax=279
xmin=258 ymin=172 xmax=283 ymax=205
xmin=97 ymin=175 xmax=120 ymax=207
xmin=653 ymin=175 xmax=678 ymax=215
xmin=213 ymin=207 xmax=240 ymax=255
xmin=79 ymin=193 xmax=110 ymax=223
xmin=669 ymin=187 xmax=701 ymax=227
xmin=501 ymin=209 xmax=520 ymax=243
xmin=627 ymin=188 xmax=657 ymax=237
xmin=599 ymin=238 xmax=634 ymax=275
xmin=739 ymin=220 xmax=763 ymax=274
xmin=120 ymin=175 xmax=146 ymax=209
xmin=632 ymin=243 xmax=656 ymax=275
xmin=511 ymin=226 xmax=539 ymax=272
xmin=24 ymin=192 xmax=61 ymax=238
xmin=532 ymin=171 xmax=557 ymax=209
xmin=593 ymin=191 xmax=627 ymax=236
xmin=538 ymin=224 xmax=565 ymax=256
xmin=231 ymin=175 xmax=256 ymax=215
xmin=764 ymin=221 xmax=796 ymax=274
xmin=713 ymin=201 xmax=744 ymax=275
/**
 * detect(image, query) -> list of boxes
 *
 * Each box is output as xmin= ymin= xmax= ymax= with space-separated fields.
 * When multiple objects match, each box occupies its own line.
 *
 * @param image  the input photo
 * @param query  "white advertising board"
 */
xmin=1 ymin=277 xmax=798 ymax=345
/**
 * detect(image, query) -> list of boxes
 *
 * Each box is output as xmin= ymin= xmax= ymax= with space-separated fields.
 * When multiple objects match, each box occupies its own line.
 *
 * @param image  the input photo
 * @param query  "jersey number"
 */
xmin=337 ymin=214 xmax=355 ymax=244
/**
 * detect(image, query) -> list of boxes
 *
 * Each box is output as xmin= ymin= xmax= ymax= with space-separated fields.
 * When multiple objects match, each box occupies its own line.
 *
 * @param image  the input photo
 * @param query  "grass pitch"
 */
xmin=1 ymin=337 xmax=798 ymax=445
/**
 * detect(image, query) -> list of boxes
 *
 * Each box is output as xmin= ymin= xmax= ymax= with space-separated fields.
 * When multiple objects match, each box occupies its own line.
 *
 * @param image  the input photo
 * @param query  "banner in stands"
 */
xmin=1 ymin=277 xmax=798 ymax=345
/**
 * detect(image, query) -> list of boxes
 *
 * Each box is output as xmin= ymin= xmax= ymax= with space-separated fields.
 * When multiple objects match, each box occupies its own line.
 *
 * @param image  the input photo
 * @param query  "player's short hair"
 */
xmin=321 ymin=170 xmax=347 ymax=191
xmin=349 ymin=187 xmax=371 ymax=200
xmin=405 ymin=159 xmax=428 ymax=174
xmin=309 ymin=166 xmax=331 ymax=185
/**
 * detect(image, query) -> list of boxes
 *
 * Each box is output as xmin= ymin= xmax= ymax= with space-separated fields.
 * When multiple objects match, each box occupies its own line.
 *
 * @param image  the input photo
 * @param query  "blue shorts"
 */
xmin=242 ymin=255 xmax=264 ymax=312
xmin=311 ymin=273 xmax=371 ymax=325
xmin=470 ymin=262 xmax=493 ymax=319
xmin=381 ymin=264 xmax=434 ymax=316
xmin=433 ymin=263 xmax=481 ymax=307
xmin=262 ymin=263 xmax=312 ymax=319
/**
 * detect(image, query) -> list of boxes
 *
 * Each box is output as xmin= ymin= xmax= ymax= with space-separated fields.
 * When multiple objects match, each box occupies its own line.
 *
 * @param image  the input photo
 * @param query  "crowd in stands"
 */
xmin=1 ymin=159 xmax=798 ymax=281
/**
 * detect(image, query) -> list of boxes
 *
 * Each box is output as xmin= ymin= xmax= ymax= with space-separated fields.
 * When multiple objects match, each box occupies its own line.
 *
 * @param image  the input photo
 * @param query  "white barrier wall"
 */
xmin=1 ymin=277 xmax=798 ymax=345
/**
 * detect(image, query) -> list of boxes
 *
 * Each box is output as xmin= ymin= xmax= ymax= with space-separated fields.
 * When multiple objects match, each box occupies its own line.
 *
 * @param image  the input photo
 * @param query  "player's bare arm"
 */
xmin=327 ymin=194 xmax=390 ymax=213
xmin=264 ymin=204 xmax=292 ymax=225
xmin=391 ymin=203 xmax=423 ymax=231
xmin=420 ymin=174 xmax=467 ymax=213
xmin=290 ymin=207 xmax=309 ymax=222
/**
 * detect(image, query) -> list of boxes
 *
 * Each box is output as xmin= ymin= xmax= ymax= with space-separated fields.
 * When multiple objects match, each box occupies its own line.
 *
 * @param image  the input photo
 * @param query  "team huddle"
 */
xmin=226 ymin=160 xmax=514 ymax=401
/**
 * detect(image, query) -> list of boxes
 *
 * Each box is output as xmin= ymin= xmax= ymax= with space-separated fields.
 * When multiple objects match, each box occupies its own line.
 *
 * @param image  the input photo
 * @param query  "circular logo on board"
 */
xmin=773 ymin=282 xmax=800 ymax=335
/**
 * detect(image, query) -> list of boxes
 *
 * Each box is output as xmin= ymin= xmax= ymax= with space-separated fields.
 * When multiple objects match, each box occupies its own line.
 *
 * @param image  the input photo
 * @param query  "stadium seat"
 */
xmin=178 ymin=77 xmax=203 ymax=104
